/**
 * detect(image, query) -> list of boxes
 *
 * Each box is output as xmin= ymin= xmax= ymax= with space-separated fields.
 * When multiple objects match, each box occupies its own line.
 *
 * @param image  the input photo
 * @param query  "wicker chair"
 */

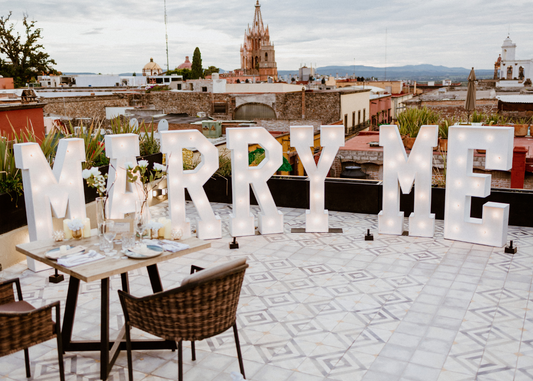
xmin=119 ymin=258 xmax=249 ymax=381
xmin=0 ymin=278 xmax=65 ymax=381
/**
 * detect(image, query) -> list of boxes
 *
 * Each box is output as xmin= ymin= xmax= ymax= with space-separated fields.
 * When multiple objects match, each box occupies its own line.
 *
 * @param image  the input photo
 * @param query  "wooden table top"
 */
xmin=16 ymin=235 xmax=211 ymax=283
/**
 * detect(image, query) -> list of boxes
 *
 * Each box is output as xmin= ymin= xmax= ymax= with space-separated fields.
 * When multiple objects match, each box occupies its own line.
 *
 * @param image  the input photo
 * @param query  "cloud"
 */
xmin=3 ymin=0 xmax=532 ymax=73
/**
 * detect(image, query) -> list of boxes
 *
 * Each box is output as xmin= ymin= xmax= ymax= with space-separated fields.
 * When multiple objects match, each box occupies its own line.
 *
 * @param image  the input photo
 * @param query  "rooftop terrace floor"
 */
xmin=2 ymin=201 xmax=533 ymax=381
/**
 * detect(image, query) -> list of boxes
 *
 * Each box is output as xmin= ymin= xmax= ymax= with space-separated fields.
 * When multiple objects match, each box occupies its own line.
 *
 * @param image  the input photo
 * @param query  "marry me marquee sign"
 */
xmin=14 ymin=124 xmax=513 ymax=259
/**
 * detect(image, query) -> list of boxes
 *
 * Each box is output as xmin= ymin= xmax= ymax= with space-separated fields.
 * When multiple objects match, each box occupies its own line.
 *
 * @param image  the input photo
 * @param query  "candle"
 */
xmin=83 ymin=218 xmax=91 ymax=238
xmin=158 ymin=217 xmax=172 ymax=239
xmin=63 ymin=219 xmax=72 ymax=239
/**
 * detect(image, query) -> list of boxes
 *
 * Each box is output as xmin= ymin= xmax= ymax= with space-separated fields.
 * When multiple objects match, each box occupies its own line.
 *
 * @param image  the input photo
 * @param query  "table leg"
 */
xmin=121 ymin=273 xmax=130 ymax=293
xmin=62 ymin=277 xmax=80 ymax=350
xmin=147 ymin=264 xmax=163 ymax=293
xmin=101 ymin=278 xmax=110 ymax=380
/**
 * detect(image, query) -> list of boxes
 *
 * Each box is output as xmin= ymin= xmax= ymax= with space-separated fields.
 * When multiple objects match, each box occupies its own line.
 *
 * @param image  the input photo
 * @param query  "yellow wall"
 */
xmin=340 ymin=91 xmax=371 ymax=130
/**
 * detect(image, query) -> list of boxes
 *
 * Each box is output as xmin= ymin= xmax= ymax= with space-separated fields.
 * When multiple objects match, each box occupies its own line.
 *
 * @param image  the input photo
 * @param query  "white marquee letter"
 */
xmin=227 ymin=127 xmax=283 ymax=236
xmin=105 ymin=134 xmax=144 ymax=218
xmin=444 ymin=126 xmax=513 ymax=246
xmin=290 ymin=125 xmax=344 ymax=232
xmin=160 ymin=130 xmax=221 ymax=239
xmin=15 ymin=139 xmax=86 ymax=270
xmin=378 ymin=125 xmax=438 ymax=237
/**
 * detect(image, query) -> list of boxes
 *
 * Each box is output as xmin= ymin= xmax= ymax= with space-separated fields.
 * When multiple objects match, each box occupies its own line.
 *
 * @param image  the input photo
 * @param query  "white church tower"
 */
xmin=499 ymin=36 xmax=532 ymax=82
xmin=501 ymin=36 xmax=516 ymax=61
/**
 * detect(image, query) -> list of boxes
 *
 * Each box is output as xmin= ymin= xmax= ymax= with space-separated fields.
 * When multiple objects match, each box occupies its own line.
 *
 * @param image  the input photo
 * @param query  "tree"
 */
xmin=191 ymin=47 xmax=203 ymax=79
xmin=166 ymin=68 xmax=192 ymax=80
xmin=0 ymin=12 xmax=57 ymax=87
xmin=132 ymin=72 xmax=136 ymax=77
xmin=203 ymin=65 xmax=219 ymax=77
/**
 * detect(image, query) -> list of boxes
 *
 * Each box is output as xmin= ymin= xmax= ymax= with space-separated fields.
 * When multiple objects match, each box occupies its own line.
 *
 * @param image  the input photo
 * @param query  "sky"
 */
xmin=2 ymin=0 xmax=533 ymax=74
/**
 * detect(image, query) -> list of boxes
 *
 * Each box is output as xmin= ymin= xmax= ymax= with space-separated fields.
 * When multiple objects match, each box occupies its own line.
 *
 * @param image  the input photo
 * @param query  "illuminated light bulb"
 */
xmin=197 ymin=199 xmax=204 ymax=206
xmin=237 ymin=154 xmax=242 ymax=159
xmin=207 ymin=225 xmax=212 ymax=229
xmin=389 ymin=132 xmax=395 ymax=139
xmin=239 ymin=199 xmax=244 ymax=203
xmin=456 ymin=203 xmax=460 ymax=209
xmin=389 ymin=162 xmax=396 ymax=169
xmin=171 ymin=158 xmax=178 ymax=164
xmin=268 ymin=220 xmax=274 ymax=226
xmin=171 ymin=138 xmax=176 ymax=143
xmin=174 ymin=205 xmax=180 ymax=211
xmin=173 ymin=180 xmax=179 ymax=185
xmin=397 ymin=154 xmax=404 ymax=161
xmin=419 ymin=222 xmax=426 ymax=228
xmin=419 ymin=192 xmax=426 ymax=200
xmin=236 ymin=133 xmax=242 ymax=139
xmin=389 ymin=191 xmax=395 ymax=199
xmin=454 ymin=226 xmax=459 ymax=231
xmin=492 ymin=211 xmax=499 ymax=218
xmin=239 ymin=222 xmax=245 ymax=228
xmin=458 ymin=133 xmax=465 ymax=141
xmin=456 ymin=180 xmax=461 ymax=186
xmin=496 ymin=156 xmax=501 ymax=161
xmin=487 ymin=135 xmax=494 ymax=141
xmin=476 ymin=183 xmax=480 ymax=187
xmin=457 ymin=158 xmax=463 ymax=164
xmin=314 ymin=193 xmax=321 ymax=200
xmin=421 ymin=133 xmax=427 ymax=139
xmin=238 ymin=174 xmax=244 ymax=180
xmin=387 ymin=220 xmax=393 ymax=226
xmin=299 ymin=132 xmax=305 ymax=139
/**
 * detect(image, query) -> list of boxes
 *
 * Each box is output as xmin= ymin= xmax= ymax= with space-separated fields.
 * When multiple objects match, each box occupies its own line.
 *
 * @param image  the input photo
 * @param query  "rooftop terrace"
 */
xmin=2 ymin=201 xmax=533 ymax=381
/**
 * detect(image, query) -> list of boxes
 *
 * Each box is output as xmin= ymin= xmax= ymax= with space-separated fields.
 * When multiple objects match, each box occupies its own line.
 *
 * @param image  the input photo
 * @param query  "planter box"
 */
xmin=0 ymin=192 xmax=27 ymax=235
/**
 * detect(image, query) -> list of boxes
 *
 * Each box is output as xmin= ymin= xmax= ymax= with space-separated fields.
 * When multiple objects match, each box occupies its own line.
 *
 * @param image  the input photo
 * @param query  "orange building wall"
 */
xmin=0 ymin=106 xmax=45 ymax=137
xmin=0 ymin=78 xmax=14 ymax=89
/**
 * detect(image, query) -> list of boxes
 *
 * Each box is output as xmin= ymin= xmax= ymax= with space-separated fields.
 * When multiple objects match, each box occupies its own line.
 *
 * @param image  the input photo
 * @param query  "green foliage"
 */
xmin=438 ymin=117 xmax=455 ymax=139
xmin=67 ymin=121 xmax=108 ymax=169
xmin=146 ymin=85 xmax=169 ymax=93
xmin=214 ymin=149 xmax=232 ymax=177
xmin=0 ymin=134 xmax=22 ymax=197
xmin=166 ymin=68 xmax=192 ymax=80
xmin=203 ymin=66 xmax=219 ymax=77
xmin=397 ymin=107 xmax=440 ymax=138
xmin=126 ymin=160 xmax=166 ymax=201
xmin=191 ymin=47 xmax=203 ymax=79
xmin=470 ymin=110 xmax=486 ymax=123
xmin=0 ymin=12 xmax=57 ymax=87
xmin=139 ymin=122 xmax=161 ymax=156
xmin=249 ymin=148 xmax=292 ymax=172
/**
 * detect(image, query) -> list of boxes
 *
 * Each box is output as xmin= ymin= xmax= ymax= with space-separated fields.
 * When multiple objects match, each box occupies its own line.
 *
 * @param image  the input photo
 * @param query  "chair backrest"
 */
xmin=119 ymin=259 xmax=249 ymax=342
xmin=0 ymin=302 xmax=58 ymax=357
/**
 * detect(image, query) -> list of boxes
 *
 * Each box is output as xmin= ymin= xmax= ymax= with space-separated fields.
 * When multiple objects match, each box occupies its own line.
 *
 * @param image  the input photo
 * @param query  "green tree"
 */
xmin=203 ymin=65 xmax=219 ymax=77
xmin=0 ymin=12 xmax=57 ymax=87
xmin=132 ymin=72 xmax=136 ymax=77
xmin=166 ymin=68 xmax=192 ymax=80
xmin=191 ymin=47 xmax=203 ymax=79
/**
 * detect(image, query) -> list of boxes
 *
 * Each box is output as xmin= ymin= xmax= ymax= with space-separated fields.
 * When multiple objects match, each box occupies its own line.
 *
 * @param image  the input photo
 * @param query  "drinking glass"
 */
xmin=121 ymin=233 xmax=135 ymax=251
xmin=102 ymin=220 xmax=117 ymax=256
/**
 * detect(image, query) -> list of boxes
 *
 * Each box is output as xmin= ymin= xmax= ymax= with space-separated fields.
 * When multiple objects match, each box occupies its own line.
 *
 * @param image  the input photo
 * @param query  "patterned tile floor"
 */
xmin=2 ymin=201 xmax=533 ymax=381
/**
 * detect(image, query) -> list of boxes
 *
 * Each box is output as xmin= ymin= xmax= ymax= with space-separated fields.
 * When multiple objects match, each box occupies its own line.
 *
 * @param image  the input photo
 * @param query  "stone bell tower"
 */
xmin=240 ymin=1 xmax=278 ymax=81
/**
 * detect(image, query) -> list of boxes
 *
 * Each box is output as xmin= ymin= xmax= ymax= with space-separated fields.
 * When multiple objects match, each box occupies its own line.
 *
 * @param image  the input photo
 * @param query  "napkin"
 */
xmin=46 ymin=245 xmax=86 ymax=260
xmin=57 ymin=250 xmax=105 ymax=267
xmin=158 ymin=240 xmax=190 ymax=252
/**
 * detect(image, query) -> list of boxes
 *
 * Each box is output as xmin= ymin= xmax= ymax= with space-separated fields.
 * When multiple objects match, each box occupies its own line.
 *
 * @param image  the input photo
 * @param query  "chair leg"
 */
xmin=23 ymin=348 xmax=31 ymax=378
xmin=178 ymin=340 xmax=183 ymax=381
xmin=125 ymin=322 xmax=133 ymax=381
xmin=233 ymin=323 xmax=246 ymax=379
xmin=56 ymin=330 xmax=65 ymax=381
xmin=191 ymin=341 xmax=196 ymax=361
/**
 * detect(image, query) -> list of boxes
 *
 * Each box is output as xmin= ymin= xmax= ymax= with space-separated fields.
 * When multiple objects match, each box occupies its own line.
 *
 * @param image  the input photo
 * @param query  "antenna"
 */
xmin=384 ymin=28 xmax=387 ymax=81
xmin=164 ymin=0 xmax=169 ymax=72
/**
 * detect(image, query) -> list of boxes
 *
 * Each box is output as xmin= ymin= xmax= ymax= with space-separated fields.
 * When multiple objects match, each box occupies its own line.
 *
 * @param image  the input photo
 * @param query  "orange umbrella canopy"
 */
xmin=465 ymin=67 xmax=476 ymax=112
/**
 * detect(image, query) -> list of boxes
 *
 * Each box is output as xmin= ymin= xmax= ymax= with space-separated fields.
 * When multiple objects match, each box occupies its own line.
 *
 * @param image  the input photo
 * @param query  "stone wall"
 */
xmin=43 ymin=95 xmax=129 ymax=119
xmin=408 ymin=99 xmax=499 ymax=121
xmin=254 ymin=119 xmax=323 ymax=133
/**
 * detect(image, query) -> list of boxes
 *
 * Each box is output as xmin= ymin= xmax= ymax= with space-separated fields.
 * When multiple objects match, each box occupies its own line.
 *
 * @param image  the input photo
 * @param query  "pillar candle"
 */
xmin=83 ymin=218 xmax=91 ymax=238
xmin=158 ymin=217 xmax=172 ymax=239
xmin=63 ymin=219 xmax=72 ymax=239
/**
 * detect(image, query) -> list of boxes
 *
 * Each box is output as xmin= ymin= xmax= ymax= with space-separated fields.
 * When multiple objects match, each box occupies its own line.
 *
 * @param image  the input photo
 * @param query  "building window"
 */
xmin=213 ymin=103 xmax=227 ymax=114
xmin=202 ymin=87 xmax=208 ymax=92
xmin=177 ymin=84 xmax=182 ymax=90
xmin=352 ymin=111 xmax=355 ymax=127
xmin=344 ymin=114 xmax=348 ymax=133
xmin=358 ymin=110 xmax=361 ymax=125
xmin=363 ymin=108 xmax=366 ymax=124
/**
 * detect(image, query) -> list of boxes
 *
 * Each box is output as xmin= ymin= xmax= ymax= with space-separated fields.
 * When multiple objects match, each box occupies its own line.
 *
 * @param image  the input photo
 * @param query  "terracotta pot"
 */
xmin=438 ymin=138 xmax=448 ymax=152
xmin=403 ymin=136 xmax=416 ymax=150
xmin=476 ymin=149 xmax=486 ymax=154
xmin=514 ymin=124 xmax=528 ymax=137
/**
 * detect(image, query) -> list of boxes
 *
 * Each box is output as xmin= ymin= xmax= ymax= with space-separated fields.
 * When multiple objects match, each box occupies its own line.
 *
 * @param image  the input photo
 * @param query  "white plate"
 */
xmin=125 ymin=245 xmax=163 ymax=259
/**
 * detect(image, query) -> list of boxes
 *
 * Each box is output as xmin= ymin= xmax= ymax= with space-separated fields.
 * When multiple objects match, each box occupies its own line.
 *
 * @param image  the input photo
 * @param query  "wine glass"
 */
xmin=102 ymin=220 xmax=117 ymax=256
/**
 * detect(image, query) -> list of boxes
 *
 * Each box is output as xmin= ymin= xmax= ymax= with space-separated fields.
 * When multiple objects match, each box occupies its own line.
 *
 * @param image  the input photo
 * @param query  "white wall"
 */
xmin=340 ymin=91 xmax=371 ymax=130
xmin=74 ymin=75 xmax=121 ymax=87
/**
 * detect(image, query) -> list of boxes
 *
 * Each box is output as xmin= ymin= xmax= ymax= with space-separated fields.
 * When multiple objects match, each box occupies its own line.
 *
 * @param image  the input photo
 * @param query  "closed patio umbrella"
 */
xmin=465 ymin=67 xmax=476 ymax=120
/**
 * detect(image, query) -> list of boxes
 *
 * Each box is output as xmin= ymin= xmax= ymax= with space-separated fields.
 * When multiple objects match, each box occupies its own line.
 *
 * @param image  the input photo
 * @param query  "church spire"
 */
xmin=252 ymin=1 xmax=265 ymax=35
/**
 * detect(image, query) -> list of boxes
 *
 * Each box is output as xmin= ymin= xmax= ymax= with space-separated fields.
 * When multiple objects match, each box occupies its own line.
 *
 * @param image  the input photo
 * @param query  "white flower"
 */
xmin=153 ymin=163 xmax=166 ymax=172
xmin=146 ymin=220 xmax=163 ymax=231
xmin=90 ymin=167 xmax=101 ymax=177
xmin=138 ymin=160 xmax=149 ymax=168
xmin=82 ymin=169 xmax=92 ymax=179
xmin=125 ymin=162 xmax=134 ymax=170
xmin=67 ymin=218 xmax=85 ymax=231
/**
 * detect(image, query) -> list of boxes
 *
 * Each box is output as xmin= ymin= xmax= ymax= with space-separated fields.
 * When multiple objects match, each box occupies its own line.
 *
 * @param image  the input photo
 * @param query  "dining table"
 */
xmin=16 ymin=234 xmax=211 ymax=380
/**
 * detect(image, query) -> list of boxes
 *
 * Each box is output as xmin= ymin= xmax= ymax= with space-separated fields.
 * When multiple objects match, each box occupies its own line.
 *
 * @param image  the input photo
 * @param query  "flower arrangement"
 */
xmin=82 ymin=167 xmax=108 ymax=197
xmin=67 ymin=219 xmax=85 ymax=231
xmin=125 ymin=160 xmax=167 ymax=202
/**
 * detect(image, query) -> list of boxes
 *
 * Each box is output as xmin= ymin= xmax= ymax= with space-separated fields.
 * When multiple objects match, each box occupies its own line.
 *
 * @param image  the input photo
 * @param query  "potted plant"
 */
xmin=397 ymin=107 xmax=440 ymax=150
xmin=438 ymin=118 xmax=453 ymax=152
xmin=513 ymin=117 xmax=529 ymax=137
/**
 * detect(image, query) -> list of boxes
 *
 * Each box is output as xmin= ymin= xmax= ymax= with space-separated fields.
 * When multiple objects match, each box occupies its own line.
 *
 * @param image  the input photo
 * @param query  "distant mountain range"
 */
xmin=63 ymin=64 xmax=494 ymax=82
xmin=278 ymin=64 xmax=494 ymax=82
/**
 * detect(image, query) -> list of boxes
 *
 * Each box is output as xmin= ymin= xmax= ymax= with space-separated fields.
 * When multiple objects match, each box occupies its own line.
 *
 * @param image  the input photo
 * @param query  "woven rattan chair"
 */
xmin=119 ymin=258 xmax=249 ymax=381
xmin=0 ymin=278 xmax=65 ymax=380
